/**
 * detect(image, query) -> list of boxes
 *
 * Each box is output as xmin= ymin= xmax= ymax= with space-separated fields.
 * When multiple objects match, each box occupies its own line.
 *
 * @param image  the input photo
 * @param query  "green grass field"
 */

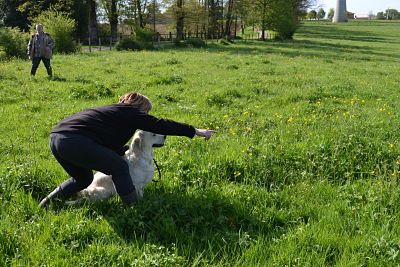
xmin=1 ymin=20 xmax=400 ymax=266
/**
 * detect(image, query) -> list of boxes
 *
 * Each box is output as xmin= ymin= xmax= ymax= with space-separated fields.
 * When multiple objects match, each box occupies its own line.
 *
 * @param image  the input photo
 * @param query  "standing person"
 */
xmin=39 ymin=92 xmax=216 ymax=207
xmin=27 ymin=24 xmax=55 ymax=77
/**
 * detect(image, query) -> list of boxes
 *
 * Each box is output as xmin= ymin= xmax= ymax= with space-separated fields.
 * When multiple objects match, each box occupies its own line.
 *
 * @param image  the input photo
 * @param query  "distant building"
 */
xmin=354 ymin=14 xmax=373 ymax=20
xmin=347 ymin=11 xmax=355 ymax=20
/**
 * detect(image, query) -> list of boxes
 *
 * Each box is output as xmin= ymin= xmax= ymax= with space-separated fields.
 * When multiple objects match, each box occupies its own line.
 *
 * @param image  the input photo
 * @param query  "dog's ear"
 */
xmin=130 ymin=132 xmax=143 ymax=153
xmin=134 ymin=137 xmax=142 ymax=151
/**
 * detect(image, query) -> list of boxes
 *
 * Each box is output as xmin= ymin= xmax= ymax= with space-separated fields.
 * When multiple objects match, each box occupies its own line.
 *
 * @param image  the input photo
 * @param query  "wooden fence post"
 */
xmin=88 ymin=36 xmax=91 ymax=52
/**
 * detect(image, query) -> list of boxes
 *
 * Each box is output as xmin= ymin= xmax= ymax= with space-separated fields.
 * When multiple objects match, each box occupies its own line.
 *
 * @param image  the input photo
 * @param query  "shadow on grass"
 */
xmin=182 ymin=37 xmax=399 ymax=62
xmin=296 ymin=24 xmax=396 ymax=43
xmin=50 ymin=75 xmax=68 ymax=82
xmin=82 ymin=186 xmax=303 ymax=261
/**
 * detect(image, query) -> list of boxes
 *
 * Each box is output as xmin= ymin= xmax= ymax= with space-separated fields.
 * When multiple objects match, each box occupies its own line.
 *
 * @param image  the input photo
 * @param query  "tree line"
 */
xmin=306 ymin=7 xmax=400 ymax=21
xmin=0 ymin=0 xmax=316 ymax=41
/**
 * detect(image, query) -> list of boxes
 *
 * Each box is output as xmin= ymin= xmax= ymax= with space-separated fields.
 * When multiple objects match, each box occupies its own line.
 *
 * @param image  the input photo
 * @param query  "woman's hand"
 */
xmin=195 ymin=129 xmax=216 ymax=140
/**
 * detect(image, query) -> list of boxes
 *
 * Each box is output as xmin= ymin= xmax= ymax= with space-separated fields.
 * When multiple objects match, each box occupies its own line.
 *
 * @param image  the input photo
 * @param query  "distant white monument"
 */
xmin=333 ymin=0 xmax=348 ymax=22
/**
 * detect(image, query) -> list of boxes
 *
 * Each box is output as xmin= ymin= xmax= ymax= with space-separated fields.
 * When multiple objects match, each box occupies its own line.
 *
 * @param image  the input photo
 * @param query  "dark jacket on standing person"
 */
xmin=28 ymin=32 xmax=55 ymax=59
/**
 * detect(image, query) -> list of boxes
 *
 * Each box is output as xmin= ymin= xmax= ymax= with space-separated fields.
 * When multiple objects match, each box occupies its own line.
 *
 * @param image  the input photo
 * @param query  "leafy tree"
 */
xmin=99 ymin=0 xmax=121 ymax=41
xmin=72 ymin=0 xmax=97 ymax=42
xmin=146 ymin=0 xmax=162 ymax=31
xmin=15 ymin=0 xmax=97 ymax=41
xmin=385 ymin=9 xmax=400 ymax=20
xmin=135 ymin=0 xmax=145 ymax=27
xmin=18 ymin=0 xmax=77 ymax=26
xmin=376 ymin=11 xmax=385 ymax=20
xmin=0 ymin=0 xmax=29 ymax=30
xmin=32 ymin=9 xmax=77 ymax=53
xmin=224 ymin=0 xmax=234 ymax=38
xmin=317 ymin=8 xmax=325 ymax=20
xmin=308 ymin=10 xmax=317 ymax=20
xmin=137 ymin=0 xmax=316 ymax=41
xmin=327 ymin=8 xmax=334 ymax=20
xmin=182 ymin=0 xmax=207 ymax=36
xmin=252 ymin=0 xmax=272 ymax=40
xmin=297 ymin=8 xmax=308 ymax=20
xmin=133 ymin=0 xmax=146 ymax=28
xmin=87 ymin=0 xmax=99 ymax=42
xmin=375 ymin=9 xmax=399 ymax=20
xmin=175 ymin=0 xmax=184 ymax=40
xmin=235 ymin=0 xmax=254 ymax=34
xmin=119 ymin=0 xmax=152 ymax=30
xmin=207 ymin=0 xmax=224 ymax=38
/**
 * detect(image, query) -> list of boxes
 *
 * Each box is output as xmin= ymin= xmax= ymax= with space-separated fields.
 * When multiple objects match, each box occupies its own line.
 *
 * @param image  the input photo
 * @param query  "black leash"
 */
xmin=153 ymin=158 xmax=161 ymax=182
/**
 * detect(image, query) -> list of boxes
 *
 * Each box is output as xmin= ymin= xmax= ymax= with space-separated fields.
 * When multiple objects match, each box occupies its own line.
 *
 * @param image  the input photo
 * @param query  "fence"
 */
xmin=79 ymin=30 xmax=276 ymax=52
xmin=78 ymin=36 xmax=115 ymax=52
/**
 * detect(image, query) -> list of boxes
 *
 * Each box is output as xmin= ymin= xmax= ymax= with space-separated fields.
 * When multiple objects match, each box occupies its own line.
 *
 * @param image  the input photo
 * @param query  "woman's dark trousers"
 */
xmin=45 ymin=132 xmax=137 ymax=205
xmin=31 ymin=57 xmax=52 ymax=77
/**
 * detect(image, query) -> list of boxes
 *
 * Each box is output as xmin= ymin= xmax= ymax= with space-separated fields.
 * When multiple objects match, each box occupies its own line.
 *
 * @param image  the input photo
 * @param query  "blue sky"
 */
xmin=315 ymin=0 xmax=400 ymax=15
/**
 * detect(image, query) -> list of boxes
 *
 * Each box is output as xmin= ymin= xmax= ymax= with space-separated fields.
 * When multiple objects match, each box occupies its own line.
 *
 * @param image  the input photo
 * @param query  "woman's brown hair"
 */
xmin=119 ymin=92 xmax=152 ymax=113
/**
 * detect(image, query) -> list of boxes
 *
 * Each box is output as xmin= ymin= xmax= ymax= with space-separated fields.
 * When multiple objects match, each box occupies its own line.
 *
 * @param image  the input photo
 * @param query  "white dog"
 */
xmin=73 ymin=130 xmax=166 ymax=203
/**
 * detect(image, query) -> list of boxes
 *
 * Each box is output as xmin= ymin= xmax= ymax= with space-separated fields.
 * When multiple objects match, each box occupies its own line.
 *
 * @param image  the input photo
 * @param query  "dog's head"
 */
xmin=129 ymin=130 xmax=166 ymax=154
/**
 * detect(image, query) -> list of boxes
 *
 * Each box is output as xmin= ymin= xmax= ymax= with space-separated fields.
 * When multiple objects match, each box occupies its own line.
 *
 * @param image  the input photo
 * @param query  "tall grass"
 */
xmin=0 ymin=21 xmax=399 ymax=266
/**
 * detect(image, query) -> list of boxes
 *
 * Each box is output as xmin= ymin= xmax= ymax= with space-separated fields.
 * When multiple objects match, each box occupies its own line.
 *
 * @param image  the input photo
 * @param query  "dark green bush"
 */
xmin=134 ymin=27 xmax=155 ymax=49
xmin=97 ymin=23 xmax=111 ymax=39
xmin=135 ymin=27 xmax=154 ymax=43
xmin=185 ymin=38 xmax=207 ymax=48
xmin=174 ymin=39 xmax=186 ymax=47
xmin=174 ymin=38 xmax=206 ymax=48
xmin=0 ymin=27 xmax=29 ymax=58
xmin=115 ymin=37 xmax=143 ymax=51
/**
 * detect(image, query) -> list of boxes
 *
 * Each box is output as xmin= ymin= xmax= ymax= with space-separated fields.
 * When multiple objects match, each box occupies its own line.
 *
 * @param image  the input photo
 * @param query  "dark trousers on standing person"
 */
xmin=31 ymin=57 xmax=52 ymax=77
xmin=39 ymin=132 xmax=138 ymax=207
